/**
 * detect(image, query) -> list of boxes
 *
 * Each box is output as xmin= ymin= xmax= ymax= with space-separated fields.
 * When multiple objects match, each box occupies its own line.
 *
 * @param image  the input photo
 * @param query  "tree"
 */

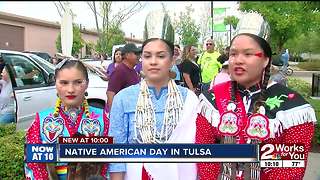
xmin=96 ymin=25 xmax=126 ymax=55
xmin=240 ymin=1 xmax=318 ymax=53
xmin=224 ymin=16 xmax=239 ymax=45
xmin=223 ymin=16 xmax=239 ymax=30
xmin=56 ymin=24 xmax=84 ymax=56
xmin=285 ymin=31 xmax=320 ymax=55
xmin=174 ymin=5 xmax=200 ymax=46
xmin=87 ymin=2 xmax=146 ymax=54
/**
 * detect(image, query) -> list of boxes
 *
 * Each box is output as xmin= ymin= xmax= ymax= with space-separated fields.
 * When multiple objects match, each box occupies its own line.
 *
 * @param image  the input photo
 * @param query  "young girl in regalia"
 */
xmin=196 ymin=12 xmax=317 ymax=180
xmin=25 ymin=59 xmax=109 ymax=179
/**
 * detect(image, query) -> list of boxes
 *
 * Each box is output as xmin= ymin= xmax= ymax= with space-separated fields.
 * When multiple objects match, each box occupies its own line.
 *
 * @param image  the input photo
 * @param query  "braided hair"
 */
xmin=230 ymin=33 xmax=272 ymax=113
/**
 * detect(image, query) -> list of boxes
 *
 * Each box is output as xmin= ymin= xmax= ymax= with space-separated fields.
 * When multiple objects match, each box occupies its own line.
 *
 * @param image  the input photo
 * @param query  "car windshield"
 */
xmin=28 ymin=54 xmax=55 ymax=74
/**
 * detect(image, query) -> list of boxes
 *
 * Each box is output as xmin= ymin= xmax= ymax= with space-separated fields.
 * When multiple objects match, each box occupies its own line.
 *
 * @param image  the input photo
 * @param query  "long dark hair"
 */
xmin=142 ymin=38 xmax=174 ymax=57
xmin=113 ymin=48 xmax=121 ymax=63
xmin=230 ymin=33 xmax=272 ymax=113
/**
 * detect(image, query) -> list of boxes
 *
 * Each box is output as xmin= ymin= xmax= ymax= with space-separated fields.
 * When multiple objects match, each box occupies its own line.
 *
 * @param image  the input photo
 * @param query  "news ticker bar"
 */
xmin=260 ymin=160 xmax=305 ymax=168
xmin=25 ymin=144 xmax=258 ymax=163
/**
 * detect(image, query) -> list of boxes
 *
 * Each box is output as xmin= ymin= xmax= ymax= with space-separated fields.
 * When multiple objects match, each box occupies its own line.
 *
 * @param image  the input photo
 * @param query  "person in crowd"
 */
xmin=172 ymin=44 xmax=183 ymax=85
xmin=0 ymin=56 xmax=5 ymax=75
xmin=180 ymin=45 xmax=201 ymax=94
xmin=197 ymin=38 xmax=221 ymax=84
xmin=281 ymin=48 xmax=290 ymax=70
xmin=210 ymin=60 xmax=231 ymax=88
xmin=174 ymin=44 xmax=183 ymax=66
xmin=196 ymin=12 xmax=316 ymax=179
xmin=217 ymin=46 xmax=230 ymax=65
xmin=105 ymin=48 xmax=122 ymax=80
xmin=108 ymin=38 xmax=199 ymax=180
xmin=134 ymin=58 xmax=142 ymax=75
xmin=106 ymin=43 xmax=141 ymax=111
xmin=0 ymin=67 xmax=15 ymax=124
xmin=25 ymin=59 xmax=109 ymax=179
xmin=270 ymin=55 xmax=288 ymax=86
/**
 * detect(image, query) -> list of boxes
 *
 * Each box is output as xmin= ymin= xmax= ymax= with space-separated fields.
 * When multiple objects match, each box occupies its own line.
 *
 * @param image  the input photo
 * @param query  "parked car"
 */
xmin=81 ymin=57 xmax=112 ymax=71
xmin=23 ymin=51 xmax=52 ymax=64
xmin=0 ymin=50 xmax=108 ymax=130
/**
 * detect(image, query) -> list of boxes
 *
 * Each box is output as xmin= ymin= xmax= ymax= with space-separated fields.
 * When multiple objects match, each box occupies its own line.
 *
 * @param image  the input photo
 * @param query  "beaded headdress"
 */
xmin=143 ymin=10 xmax=175 ymax=43
xmin=234 ymin=12 xmax=270 ymax=42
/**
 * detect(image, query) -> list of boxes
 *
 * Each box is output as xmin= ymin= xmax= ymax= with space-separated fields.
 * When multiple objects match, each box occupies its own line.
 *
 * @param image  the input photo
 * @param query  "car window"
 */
xmin=28 ymin=54 xmax=55 ymax=74
xmin=2 ymin=54 xmax=46 ymax=88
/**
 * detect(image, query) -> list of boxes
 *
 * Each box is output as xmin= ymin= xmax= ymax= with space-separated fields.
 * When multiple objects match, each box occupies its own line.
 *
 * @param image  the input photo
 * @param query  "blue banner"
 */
xmin=25 ymin=144 xmax=57 ymax=163
xmin=58 ymin=144 xmax=258 ymax=162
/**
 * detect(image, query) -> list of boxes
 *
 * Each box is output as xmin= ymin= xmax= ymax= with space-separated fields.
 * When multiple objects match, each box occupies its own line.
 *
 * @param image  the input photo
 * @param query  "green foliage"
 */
xmin=0 ymin=122 xmax=16 ymax=137
xmin=175 ymin=5 xmax=200 ymax=46
xmin=297 ymin=61 xmax=320 ymax=71
xmin=285 ymin=32 xmax=320 ymax=55
xmin=56 ymin=24 xmax=84 ymax=56
xmin=287 ymin=77 xmax=311 ymax=99
xmin=240 ymin=2 xmax=318 ymax=53
xmin=96 ymin=25 xmax=126 ymax=55
xmin=307 ymin=98 xmax=320 ymax=144
xmin=223 ymin=16 xmax=239 ymax=30
xmin=0 ymin=124 xmax=25 ymax=179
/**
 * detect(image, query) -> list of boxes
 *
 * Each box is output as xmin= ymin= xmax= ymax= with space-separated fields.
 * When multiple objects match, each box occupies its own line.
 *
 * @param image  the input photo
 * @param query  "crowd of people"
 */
xmin=0 ymin=11 xmax=316 ymax=180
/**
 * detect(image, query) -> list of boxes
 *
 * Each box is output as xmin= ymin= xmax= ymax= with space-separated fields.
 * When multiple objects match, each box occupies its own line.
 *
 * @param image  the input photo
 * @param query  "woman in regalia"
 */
xmin=196 ymin=12 xmax=317 ymax=180
xmin=107 ymin=37 xmax=199 ymax=180
xmin=25 ymin=59 xmax=109 ymax=179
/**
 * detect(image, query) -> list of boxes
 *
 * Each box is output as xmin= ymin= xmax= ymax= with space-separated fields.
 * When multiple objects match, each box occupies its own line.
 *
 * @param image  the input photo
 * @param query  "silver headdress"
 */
xmin=234 ymin=12 xmax=270 ymax=41
xmin=143 ymin=10 xmax=175 ymax=43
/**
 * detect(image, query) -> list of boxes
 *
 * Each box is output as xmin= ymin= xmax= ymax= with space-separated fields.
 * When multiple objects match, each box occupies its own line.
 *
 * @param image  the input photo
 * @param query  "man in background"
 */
xmin=198 ymin=38 xmax=221 ymax=84
xmin=106 ymin=43 xmax=141 ymax=110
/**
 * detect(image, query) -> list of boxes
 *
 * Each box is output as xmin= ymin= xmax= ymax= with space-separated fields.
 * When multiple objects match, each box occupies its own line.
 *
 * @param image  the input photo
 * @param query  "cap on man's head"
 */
xmin=121 ymin=43 xmax=141 ymax=55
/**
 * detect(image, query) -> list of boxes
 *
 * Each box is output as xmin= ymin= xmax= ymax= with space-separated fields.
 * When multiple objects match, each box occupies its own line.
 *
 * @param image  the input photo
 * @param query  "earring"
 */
xmin=85 ymin=92 xmax=88 ymax=96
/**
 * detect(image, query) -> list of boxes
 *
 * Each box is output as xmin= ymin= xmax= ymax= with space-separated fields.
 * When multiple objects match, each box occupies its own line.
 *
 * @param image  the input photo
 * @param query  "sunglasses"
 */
xmin=206 ymin=43 xmax=213 ymax=46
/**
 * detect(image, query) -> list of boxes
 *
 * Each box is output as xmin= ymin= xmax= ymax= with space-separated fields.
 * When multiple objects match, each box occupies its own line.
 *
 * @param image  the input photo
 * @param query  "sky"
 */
xmin=0 ymin=1 xmax=239 ymax=40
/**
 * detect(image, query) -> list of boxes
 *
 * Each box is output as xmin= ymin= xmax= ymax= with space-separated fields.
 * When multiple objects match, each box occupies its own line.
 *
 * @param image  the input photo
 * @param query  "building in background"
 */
xmin=0 ymin=11 xmax=143 ymax=58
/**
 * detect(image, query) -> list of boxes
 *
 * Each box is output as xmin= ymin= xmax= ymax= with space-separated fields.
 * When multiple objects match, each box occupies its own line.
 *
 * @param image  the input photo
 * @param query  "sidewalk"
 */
xmin=304 ymin=152 xmax=320 ymax=180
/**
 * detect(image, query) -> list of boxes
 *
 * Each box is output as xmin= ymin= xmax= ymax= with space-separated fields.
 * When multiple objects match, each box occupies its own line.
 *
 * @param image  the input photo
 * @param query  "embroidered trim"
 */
xmin=269 ymin=104 xmax=317 ymax=138
xmin=198 ymin=93 xmax=220 ymax=127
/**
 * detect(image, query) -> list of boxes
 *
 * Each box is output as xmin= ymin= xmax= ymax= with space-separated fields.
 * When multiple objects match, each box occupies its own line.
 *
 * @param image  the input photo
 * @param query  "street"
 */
xmin=291 ymin=70 xmax=320 ymax=85
xmin=304 ymin=152 xmax=320 ymax=180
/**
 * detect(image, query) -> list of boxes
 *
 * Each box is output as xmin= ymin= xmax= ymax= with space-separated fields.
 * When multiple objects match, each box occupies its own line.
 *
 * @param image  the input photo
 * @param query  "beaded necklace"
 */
xmin=134 ymin=79 xmax=184 ymax=143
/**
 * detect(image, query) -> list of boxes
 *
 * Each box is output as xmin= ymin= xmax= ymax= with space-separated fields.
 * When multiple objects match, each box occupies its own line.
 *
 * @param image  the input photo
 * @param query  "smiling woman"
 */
xmin=24 ymin=59 xmax=109 ymax=179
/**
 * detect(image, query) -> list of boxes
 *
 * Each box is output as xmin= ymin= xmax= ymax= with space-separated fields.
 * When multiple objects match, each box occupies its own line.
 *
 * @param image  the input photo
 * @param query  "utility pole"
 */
xmin=229 ymin=24 xmax=232 ymax=45
xmin=211 ymin=1 xmax=213 ymax=39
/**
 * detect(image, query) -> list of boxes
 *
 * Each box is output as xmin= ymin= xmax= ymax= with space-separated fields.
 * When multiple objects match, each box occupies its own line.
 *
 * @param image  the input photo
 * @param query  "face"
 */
xmin=1 ymin=68 xmax=9 ymax=82
xmin=174 ymin=46 xmax=180 ymax=57
xmin=114 ymin=50 xmax=122 ymax=63
xmin=142 ymin=40 xmax=174 ymax=83
xmin=55 ymin=67 xmax=88 ymax=108
xmin=189 ymin=46 xmax=198 ymax=58
xmin=206 ymin=39 xmax=215 ymax=52
xmin=229 ymin=35 xmax=269 ymax=88
xmin=125 ymin=52 xmax=139 ymax=66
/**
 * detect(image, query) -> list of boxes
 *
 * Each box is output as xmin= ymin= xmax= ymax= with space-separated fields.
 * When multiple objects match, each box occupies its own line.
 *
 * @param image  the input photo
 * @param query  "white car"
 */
xmin=0 ymin=50 xmax=108 ymax=130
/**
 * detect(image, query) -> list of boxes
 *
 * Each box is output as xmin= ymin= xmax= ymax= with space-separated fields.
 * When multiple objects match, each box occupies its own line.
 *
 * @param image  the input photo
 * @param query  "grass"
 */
xmin=307 ymin=98 xmax=320 ymax=146
xmin=297 ymin=61 xmax=320 ymax=71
